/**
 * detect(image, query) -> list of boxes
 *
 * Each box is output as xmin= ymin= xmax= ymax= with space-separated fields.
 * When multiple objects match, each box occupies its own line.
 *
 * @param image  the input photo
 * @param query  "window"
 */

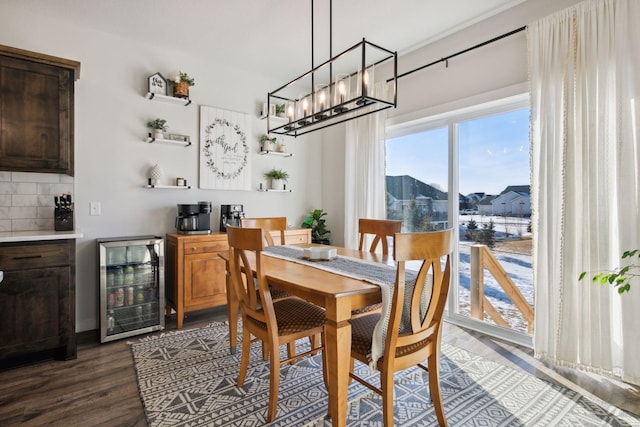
xmin=385 ymin=94 xmax=533 ymax=346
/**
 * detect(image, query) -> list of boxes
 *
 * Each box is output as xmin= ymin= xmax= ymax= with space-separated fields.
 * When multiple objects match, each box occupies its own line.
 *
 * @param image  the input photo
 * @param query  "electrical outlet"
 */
xmin=90 ymin=201 xmax=101 ymax=216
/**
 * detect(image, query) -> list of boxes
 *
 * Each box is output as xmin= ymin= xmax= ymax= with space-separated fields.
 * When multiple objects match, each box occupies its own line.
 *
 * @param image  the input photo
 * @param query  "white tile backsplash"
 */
xmin=11 ymin=172 xmax=61 ymax=183
xmin=3 ymin=172 xmax=73 ymax=231
xmin=12 ymin=195 xmax=40 ymax=207
xmin=9 ymin=207 xmax=37 ymax=219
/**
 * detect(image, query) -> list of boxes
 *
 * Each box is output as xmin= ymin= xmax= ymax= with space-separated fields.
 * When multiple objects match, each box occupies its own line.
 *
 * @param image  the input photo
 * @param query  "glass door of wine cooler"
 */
xmin=97 ymin=236 xmax=165 ymax=342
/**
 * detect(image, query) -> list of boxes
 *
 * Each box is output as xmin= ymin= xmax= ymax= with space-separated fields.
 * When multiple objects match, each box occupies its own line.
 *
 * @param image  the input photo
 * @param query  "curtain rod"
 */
xmin=388 ymin=25 xmax=527 ymax=83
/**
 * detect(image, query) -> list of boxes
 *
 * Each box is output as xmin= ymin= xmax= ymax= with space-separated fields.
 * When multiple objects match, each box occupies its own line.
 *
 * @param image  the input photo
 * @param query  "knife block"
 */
xmin=54 ymin=207 xmax=74 ymax=231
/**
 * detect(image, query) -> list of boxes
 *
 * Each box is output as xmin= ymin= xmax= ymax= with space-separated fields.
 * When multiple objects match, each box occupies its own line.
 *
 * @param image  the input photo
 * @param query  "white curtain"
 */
xmin=344 ymin=84 xmax=389 ymax=249
xmin=529 ymin=0 xmax=640 ymax=385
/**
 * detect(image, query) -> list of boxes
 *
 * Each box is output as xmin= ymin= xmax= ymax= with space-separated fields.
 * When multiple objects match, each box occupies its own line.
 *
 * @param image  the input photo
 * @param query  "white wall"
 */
xmin=0 ymin=3 xmax=322 ymax=332
xmin=320 ymin=0 xmax=582 ymax=247
xmin=0 ymin=0 xmax=582 ymax=332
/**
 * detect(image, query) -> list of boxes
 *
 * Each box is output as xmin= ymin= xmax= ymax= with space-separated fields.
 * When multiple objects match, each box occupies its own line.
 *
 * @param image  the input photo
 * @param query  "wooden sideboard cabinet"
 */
xmin=165 ymin=229 xmax=311 ymax=329
xmin=165 ymin=233 xmax=229 ymax=329
xmin=0 ymin=239 xmax=76 ymax=362
xmin=0 ymin=45 xmax=80 ymax=176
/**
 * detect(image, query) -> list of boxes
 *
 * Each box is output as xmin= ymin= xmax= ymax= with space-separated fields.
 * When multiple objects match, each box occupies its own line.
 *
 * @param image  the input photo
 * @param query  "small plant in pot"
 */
xmin=147 ymin=118 xmax=168 ymax=139
xmin=302 ymin=209 xmax=331 ymax=244
xmin=171 ymin=71 xmax=195 ymax=98
xmin=259 ymin=134 xmax=277 ymax=152
xmin=264 ymin=168 xmax=289 ymax=190
xmin=275 ymin=103 xmax=286 ymax=117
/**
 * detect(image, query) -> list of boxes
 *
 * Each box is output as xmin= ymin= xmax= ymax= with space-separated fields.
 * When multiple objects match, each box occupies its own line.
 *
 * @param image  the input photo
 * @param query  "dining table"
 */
xmin=220 ymin=244 xmax=393 ymax=427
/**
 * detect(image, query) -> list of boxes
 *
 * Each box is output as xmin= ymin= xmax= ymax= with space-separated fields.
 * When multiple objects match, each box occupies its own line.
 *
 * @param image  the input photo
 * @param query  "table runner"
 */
xmin=263 ymin=245 xmax=426 ymax=367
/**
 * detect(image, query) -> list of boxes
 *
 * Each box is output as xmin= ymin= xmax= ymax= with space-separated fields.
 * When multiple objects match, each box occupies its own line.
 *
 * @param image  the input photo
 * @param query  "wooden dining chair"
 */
xmin=227 ymin=226 xmax=327 ymax=422
xmin=240 ymin=217 xmax=290 ymax=297
xmin=240 ymin=216 xmax=287 ymax=247
xmin=352 ymin=218 xmax=403 ymax=318
xmin=358 ymin=218 xmax=403 ymax=255
xmin=347 ymin=228 xmax=454 ymax=427
xmin=239 ymin=216 xmax=298 ymax=360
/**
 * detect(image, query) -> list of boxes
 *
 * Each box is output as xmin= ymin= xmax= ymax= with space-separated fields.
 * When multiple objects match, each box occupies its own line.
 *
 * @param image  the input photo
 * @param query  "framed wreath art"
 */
xmin=199 ymin=106 xmax=251 ymax=190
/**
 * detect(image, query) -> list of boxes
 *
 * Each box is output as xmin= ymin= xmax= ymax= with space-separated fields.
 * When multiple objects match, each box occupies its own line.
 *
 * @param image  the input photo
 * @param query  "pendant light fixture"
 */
xmin=266 ymin=0 xmax=397 ymax=137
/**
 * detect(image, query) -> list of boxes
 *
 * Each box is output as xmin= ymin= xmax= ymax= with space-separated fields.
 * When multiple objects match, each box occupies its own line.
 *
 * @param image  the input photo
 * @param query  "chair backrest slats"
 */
xmin=387 ymin=229 xmax=454 ymax=358
xmin=241 ymin=217 xmax=287 ymax=246
xmin=358 ymin=218 xmax=402 ymax=255
xmin=227 ymin=226 xmax=276 ymax=327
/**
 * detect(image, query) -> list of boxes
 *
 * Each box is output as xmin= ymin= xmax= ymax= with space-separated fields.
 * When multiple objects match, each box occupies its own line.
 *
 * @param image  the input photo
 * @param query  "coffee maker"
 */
xmin=220 ymin=204 xmax=245 ymax=232
xmin=176 ymin=201 xmax=212 ymax=235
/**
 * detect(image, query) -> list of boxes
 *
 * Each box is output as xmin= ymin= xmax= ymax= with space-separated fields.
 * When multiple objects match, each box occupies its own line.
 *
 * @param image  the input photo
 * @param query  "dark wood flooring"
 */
xmin=1 ymin=307 xmax=638 ymax=426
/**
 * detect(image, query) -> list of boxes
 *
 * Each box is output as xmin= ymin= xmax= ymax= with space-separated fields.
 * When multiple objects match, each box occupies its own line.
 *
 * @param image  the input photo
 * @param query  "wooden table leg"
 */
xmin=325 ymin=302 xmax=351 ymax=427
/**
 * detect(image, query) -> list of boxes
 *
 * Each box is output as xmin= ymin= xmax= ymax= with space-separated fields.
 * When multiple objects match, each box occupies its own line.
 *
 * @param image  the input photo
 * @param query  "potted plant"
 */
xmin=264 ymin=168 xmax=289 ymax=190
xmin=275 ymin=103 xmax=286 ymax=118
xmin=302 ymin=209 xmax=331 ymax=244
xmin=259 ymin=134 xmax=277 ymax=152
xmin=147 ymin=118 xmax=168 ymax=139
xmin=172 ymin=71 xmax=195 ymax=99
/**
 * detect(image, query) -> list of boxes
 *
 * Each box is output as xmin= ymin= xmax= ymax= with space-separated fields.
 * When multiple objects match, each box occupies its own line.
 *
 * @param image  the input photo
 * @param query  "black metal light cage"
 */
xmin=267 ymin=38 xmax=398 ymax=137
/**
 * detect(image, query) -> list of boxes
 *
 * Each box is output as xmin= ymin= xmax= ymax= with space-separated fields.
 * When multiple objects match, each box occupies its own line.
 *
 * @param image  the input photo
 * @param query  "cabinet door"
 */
xmin=0 ymin=55 xmax=73 ymax=175
xmin=0 ymin=266 xmax=69 ymax=358
xmin=183 ymin=252 xmax=227 ymax=310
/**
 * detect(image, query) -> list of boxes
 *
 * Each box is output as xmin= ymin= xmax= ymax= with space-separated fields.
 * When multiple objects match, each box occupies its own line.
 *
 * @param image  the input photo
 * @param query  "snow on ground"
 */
xmin=457 ymin=215 xmax=533 ymax=334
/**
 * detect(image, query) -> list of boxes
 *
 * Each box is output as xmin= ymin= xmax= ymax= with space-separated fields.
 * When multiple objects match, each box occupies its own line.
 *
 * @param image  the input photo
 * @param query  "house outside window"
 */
xmin=386 ymin=93 xmax=533 ymax=346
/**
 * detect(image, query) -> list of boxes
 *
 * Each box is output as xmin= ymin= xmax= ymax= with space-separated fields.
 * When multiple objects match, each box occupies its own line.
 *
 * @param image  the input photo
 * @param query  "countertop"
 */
xmin=0 ymin=230 xmax=84 ymax=243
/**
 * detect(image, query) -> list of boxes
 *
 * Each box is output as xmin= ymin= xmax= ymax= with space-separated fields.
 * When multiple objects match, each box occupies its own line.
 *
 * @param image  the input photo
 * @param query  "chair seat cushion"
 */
xmin=350 ymin=313 xmax=430 ymax=360
xmin=350 ymin=313 xmax=379 ymax=355
xmin=269 ymin=286 xmax=291 ymax=300
xmin=351 ymin=303 xmax=382 ymax=315
xmin=251 ymin=298 xmax=326 ymax=336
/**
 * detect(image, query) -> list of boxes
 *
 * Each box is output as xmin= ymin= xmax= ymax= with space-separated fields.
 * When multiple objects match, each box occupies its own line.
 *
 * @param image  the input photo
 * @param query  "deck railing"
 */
xmin=469 ymin=244 xmax=534 ymax=333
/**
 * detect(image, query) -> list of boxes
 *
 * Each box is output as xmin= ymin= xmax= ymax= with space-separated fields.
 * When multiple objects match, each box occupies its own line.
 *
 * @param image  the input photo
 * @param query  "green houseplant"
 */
xmin=147 ymin=118 xmax=168 ymax=138
xmin=172 ymin=71 xmax=195 ymax=98
xmin=302 ymin=209 xmax=331 ymax=244
xmin=259 ymin=134 xmax=277 ymax=151
xmin=264 ymin=168 xmax=289 ymax=190
xmin=175 ymin=71 xmax=195 ymax=86
xmin=275 ymin=103 xmax=286 ymax=117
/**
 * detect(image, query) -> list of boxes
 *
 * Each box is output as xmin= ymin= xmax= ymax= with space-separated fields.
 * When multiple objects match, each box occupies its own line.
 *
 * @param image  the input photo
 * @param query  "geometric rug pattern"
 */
xmin=130 ymin=322 xmax=640 ymax=426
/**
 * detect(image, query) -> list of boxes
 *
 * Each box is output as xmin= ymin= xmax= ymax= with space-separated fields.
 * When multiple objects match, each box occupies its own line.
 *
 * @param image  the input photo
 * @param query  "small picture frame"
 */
xmin=148 ymin=72 xmax=167 ymax=96
xmin=167 ymin=133 xmax=190 ymax=143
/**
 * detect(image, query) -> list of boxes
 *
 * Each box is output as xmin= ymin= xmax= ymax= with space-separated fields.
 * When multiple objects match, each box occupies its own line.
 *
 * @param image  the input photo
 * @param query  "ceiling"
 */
xmin=3 ymin=0 xmax=526 ymax=82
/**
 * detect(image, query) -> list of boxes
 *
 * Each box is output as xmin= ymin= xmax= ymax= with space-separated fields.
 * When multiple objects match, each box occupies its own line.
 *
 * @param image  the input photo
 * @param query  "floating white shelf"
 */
xmin=146 ymin=92 xmax=192 ymax=106
xmin=145 ymin=184 xmax=191 ymax=189
xmin=258 ymin=150 xmax=293 ymax=157
xmin=146 ymin=135 xmax=192 ymax=147
xmin=258 ymin=188 xmax=292 ymax=192
xmin=259 ymin=114 xmax=288 ymax=122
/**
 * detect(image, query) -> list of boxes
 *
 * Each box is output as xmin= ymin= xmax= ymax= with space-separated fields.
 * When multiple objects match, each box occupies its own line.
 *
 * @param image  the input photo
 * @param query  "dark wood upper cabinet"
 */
xmin=0 ymin=45 xmax=80 ymax=176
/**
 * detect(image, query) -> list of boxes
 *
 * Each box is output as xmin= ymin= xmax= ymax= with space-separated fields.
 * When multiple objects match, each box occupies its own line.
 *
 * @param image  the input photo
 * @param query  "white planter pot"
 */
xmin=153 ymin=130 xmax=164 ymax=139
xmin=270 ymin=179 xmax=285 ymax=190
xmin=262 ymin=141 xmax=275 ymax=152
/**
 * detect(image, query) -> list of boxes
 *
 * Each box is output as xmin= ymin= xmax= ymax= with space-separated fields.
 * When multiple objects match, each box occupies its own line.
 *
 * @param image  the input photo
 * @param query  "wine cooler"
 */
xmin=97 ymin=236 xmax=165 ymax=343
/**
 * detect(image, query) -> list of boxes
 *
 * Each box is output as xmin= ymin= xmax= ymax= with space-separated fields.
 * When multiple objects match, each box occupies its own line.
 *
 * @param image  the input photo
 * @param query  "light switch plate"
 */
xmin=90 ymin=201 xmax=101 ymax=216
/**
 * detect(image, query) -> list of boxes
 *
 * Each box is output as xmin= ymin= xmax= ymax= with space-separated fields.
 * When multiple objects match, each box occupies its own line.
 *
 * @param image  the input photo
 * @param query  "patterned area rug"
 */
xmin=130 ymin=322 xmax=639 ymax=426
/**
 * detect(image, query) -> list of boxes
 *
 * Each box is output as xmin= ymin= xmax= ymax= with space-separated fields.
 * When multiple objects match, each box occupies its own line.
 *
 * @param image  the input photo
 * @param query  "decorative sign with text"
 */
xmin=199 ymin=106 xmax=251 ymax=190
xmin=147 ymin=72 xmax=167 ymax=96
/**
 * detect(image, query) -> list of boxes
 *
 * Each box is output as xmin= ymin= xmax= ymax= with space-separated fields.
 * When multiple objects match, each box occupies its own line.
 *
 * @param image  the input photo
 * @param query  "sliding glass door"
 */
xmin=385 ymin=94 xmax=533 ymax=346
